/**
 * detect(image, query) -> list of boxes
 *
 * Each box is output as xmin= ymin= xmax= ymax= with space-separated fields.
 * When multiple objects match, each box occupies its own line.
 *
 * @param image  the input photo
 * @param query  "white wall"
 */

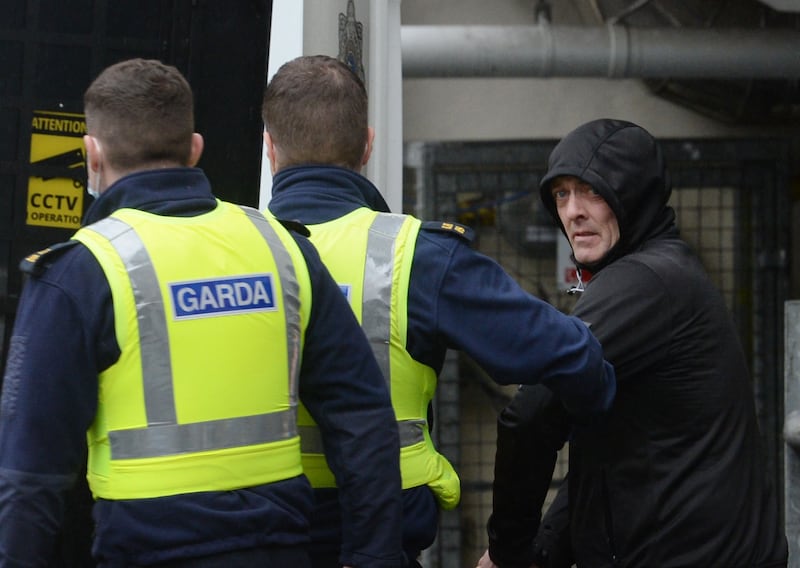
xmin=402 ymin=76 xmax=767 ymax=142
xmin=259 ymin=0 xmax=303 ymax=210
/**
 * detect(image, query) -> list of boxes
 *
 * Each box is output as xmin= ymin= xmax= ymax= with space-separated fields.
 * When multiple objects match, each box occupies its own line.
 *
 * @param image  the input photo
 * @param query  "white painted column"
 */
xmin=365 ymin=0 xmax=403 ymax=213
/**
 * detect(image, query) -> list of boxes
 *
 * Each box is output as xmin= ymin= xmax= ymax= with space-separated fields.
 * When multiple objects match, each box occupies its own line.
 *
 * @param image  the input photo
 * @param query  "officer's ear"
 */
xmin=361 ymin=127 xmax=375 ymax=167
xmin=187 ymin=133 xmax=204 ymax=167
xmin=263 ymin=131 xmax=278 ymax=175
xmin=83 ymin=135 xmax=102 ymax=173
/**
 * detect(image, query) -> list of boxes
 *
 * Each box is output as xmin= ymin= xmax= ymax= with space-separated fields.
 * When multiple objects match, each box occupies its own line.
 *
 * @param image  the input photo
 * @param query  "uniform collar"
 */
xmin=82 ymin=167 xmax=218 ymax=225
xmin=269 ymin=165 xmax=391 ymax=224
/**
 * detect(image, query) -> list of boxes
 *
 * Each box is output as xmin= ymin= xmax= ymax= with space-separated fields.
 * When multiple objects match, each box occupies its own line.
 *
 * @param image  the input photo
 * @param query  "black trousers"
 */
xmin=310 ymin=549 xmax=420 ymax=567
xmin=118 ymin=547 xmax=311 ymax=568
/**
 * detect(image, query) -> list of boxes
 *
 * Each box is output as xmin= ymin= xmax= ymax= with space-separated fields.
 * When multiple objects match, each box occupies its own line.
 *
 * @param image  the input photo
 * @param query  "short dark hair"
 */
xmin=83 ymin=58 xmax=195 ymax=171
xmin=262 ymin=55 xmax=368 ymax=170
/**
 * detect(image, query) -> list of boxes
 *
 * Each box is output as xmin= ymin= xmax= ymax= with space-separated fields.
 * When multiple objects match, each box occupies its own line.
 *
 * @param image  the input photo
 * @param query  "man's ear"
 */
xmin=188 ymin=133 xmax=204 ymax=166
xmin=83 ymin=135 xmax=101 ymax=173
xmin=263 ymin=131 xmax=278 ymax=175
xmin=361 ymin=127 xmax=375 ymax=167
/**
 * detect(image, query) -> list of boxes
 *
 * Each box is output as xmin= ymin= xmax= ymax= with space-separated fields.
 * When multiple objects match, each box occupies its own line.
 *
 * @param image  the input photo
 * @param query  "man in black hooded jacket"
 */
xmin=478 ymin=118 xmax=788 ymax=568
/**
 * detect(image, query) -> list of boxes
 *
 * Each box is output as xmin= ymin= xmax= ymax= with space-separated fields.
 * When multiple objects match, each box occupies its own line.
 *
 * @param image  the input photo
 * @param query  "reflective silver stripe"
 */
xmin=239 ymin=206 xmax=302 ymax=406
xmin=362 ymin=214 xmax=406 ymax=387
xmin=87 ymin=217 xmax=177 ymax=425
xmin=300 ymin=419 xmax=425 ymax=454
xmin=397 ymin=419 xmax=426 ymax=446
xmin=87 ymin=208 xmax=301 ymax=459
xmin=110 ymin=409 xmax=296 ymax=459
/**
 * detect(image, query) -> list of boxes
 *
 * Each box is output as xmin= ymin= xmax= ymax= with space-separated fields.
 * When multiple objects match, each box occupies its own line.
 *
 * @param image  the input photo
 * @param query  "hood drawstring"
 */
xmin=568 ymin=268 xmax=586 ymax=295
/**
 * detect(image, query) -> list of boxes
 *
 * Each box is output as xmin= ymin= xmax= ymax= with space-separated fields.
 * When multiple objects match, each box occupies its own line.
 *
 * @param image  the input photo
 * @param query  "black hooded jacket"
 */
xmin=488 ymin=119 xmax=787 ymax=567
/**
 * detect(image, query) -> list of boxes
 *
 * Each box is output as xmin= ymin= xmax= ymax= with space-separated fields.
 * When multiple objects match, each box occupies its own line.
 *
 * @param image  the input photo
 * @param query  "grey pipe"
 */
xmin=401 ymin=24 xmax=800 ymax=79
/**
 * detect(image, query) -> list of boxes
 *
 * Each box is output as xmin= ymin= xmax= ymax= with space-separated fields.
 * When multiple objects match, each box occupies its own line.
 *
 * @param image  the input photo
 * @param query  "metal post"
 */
xmin=784 ymin=300 xmax=800 ymax=565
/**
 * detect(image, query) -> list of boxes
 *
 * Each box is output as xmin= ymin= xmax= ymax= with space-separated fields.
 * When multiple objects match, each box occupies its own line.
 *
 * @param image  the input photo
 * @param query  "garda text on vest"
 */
xmin=170 ymin=274 xmax=276 ymax=319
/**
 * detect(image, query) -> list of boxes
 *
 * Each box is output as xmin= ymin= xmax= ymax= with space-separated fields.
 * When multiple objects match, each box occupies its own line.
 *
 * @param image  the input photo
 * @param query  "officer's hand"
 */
xmin=476 ymin=550 xmax=498 ymax=568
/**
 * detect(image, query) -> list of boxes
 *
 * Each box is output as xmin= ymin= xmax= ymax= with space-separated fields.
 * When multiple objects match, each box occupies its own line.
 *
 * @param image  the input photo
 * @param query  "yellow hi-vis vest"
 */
xmin=73 ymin=203 xmax=310 ymax=500
xmin=298 ymin=208 xmax=460 ymax=510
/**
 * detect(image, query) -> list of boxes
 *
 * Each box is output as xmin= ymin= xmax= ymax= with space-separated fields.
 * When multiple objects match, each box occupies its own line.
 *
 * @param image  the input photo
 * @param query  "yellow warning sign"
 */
xmin=28 ymin=110 xmax=87 ymax=229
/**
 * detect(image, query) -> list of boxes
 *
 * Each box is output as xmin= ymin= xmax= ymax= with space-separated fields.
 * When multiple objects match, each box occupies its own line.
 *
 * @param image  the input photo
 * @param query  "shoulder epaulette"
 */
xmin=420 ymin=220 xmax=475 ymax=243
xmin=19 ymin=241 xmax=80 ymax=277
xmin=277 ymin=218 xmax=311 ymax=238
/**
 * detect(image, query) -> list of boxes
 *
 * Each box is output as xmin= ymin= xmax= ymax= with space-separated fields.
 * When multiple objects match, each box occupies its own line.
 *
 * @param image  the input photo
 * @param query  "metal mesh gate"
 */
xmin=403 ymin=137 xmax=790 ymax=567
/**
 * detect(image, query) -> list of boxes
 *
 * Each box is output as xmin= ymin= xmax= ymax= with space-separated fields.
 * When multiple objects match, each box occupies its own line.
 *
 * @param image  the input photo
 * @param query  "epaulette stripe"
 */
xmin=19 ymin=240 xmax=79 ymax=276
xmin=420 ymin=220 xmax=475 ymax=243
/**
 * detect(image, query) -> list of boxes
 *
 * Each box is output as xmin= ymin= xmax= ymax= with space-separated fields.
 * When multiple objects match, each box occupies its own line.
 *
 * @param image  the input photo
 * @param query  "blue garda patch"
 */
xmin=339 ymin=283 xmax=352 ymax=303
xmin=170 ymin=274 xmax=276 ymax=319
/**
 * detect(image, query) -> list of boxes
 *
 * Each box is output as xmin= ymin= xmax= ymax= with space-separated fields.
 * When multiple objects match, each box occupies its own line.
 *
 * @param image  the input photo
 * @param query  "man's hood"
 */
xmin=539 ymin=118 xmax=676 ymax=273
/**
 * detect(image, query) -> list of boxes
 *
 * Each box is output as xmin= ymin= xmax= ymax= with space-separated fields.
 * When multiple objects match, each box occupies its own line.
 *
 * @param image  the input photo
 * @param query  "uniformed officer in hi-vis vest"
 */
xmin=263 ymin=54 xmax=617 ymax=568
xmin=0 ymin=58 xmax=404 ymax=568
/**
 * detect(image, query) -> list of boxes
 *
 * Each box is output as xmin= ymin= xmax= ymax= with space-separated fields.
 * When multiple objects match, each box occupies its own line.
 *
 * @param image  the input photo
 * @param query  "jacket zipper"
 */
xmin=601 ymin=468 xmax=619 ymax=564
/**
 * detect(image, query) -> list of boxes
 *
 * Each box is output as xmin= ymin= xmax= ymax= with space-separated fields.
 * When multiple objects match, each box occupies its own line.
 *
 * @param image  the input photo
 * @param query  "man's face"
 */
xmin=550 ymin=175 xmax=620 ymax=265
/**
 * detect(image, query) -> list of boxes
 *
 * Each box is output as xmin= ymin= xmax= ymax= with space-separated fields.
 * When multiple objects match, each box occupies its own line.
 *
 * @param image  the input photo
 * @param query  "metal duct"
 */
xmin=401 ymin=24 xmax=800 ymax=79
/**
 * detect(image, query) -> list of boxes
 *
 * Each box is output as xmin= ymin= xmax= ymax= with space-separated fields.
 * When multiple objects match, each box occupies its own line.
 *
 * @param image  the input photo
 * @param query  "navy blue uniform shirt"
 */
xmin=0 ymin=168 xmax=404 ymax=567
xmin=268 ymin=165 xmax=616 ymax=560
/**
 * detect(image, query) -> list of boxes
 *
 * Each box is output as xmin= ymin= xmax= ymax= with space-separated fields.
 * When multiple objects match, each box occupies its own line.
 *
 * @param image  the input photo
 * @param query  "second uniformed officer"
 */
xmin=263 ymin=54 xmax=616 ymax=568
